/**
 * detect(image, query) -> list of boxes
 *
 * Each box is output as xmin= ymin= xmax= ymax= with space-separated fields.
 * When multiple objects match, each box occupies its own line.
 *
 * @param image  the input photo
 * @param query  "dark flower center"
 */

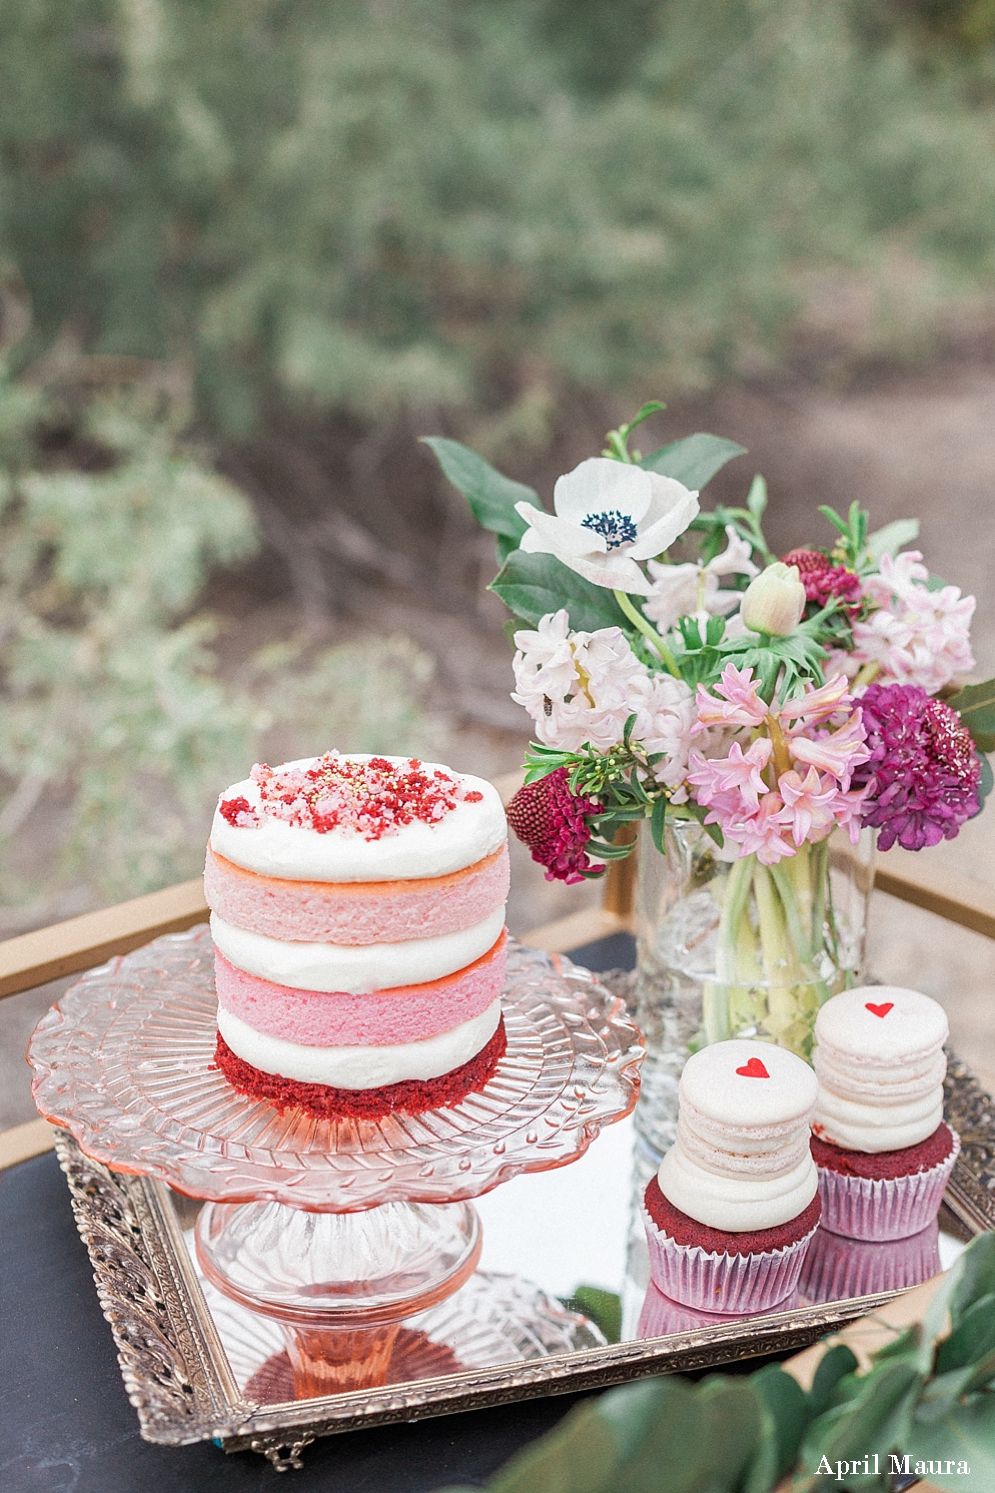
xmin=581 ymin=510 xmax=637 ymax=549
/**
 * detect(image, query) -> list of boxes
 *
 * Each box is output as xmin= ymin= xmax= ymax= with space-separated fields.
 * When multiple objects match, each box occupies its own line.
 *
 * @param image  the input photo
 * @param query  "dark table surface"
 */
xmin=1 ymin=933 xmax=636 ymax=1493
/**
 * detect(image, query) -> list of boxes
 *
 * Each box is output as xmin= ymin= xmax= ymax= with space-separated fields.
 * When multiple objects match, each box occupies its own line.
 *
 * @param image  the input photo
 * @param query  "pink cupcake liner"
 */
xmin=641 ymin=1203 xmax=820 ymax=1316
xmin=815 ymin=1130 xmax=959 ymax=1242
xmin=800 ymin=1220 xmax=941 ymax=1304
xmin=637 ymin=1281 xmax=799 ymax=1337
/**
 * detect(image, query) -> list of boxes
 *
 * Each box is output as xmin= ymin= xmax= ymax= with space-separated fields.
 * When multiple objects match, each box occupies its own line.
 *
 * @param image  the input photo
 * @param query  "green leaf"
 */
xmin=937 ymin=1294 xmax=995 ymax=1375
xmin=650 ymin=794 xmax=667 ymax=854
xmin=602 ymin=1375 xmax=762 ymax=1493
xmin=904 ymin=1395 xmax=995 ymax=1491
xmin=486 ymin=1395 xmax=620 ymax=1493
xmin=798 ymin=1363 xmax=923 ymax=1490
xmin=915 ymin=1365 xmax=981 ymax=1420
xmin=818 ymin=503 xmax=850 ymax=537
xmin=741 ymin=1366 xmax=811 ymax=1493
xmin=865 ymin=517 xmax=920 ymax=560
xmin=950 ymin=1234 xmax=995 ymax=1326
xmin=562 ymin=1286 xmax=622 ymax=1345
xmin=746 ymin=473 xmax=768 ymax=520
xmin=639 ymin=433 xmax=746 ymax=490
xmin=947 ymin=678 xmax=995 ymax=754
xmin=808 ymin=1345 xmax=859 ymax=1416
xmin=490 ymin=550 xmax=629 ymax=631
xmin=421 ymin=437 xmax=541 ymax=561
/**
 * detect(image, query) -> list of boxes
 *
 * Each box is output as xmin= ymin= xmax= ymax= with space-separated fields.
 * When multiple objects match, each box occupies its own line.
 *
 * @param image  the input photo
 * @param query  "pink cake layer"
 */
xmin=204 ymin=844 xmax=510 ymax=945
xmin=213 ymin=932 xmax=507 ymax=1046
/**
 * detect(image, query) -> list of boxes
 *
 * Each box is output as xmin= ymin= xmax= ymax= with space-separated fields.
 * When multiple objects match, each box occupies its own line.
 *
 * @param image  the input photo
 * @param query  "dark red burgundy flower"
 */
xmin=781 ymin=548 xmax=862 ymax=612
xmin=506 ymin=767 xmax=603 ymax=884
xmin=852 ymin=683 xmax=981 ymax=851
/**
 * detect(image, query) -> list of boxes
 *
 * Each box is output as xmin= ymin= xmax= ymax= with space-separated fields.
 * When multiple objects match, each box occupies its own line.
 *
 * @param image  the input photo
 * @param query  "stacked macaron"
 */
xmin=642 ymin=1041 xmax=821 ymax=1315
xmin=810 ymin=987 xmax=959 ymax=1240
xmin=205 ymin=753 xmax=511 ymax=1120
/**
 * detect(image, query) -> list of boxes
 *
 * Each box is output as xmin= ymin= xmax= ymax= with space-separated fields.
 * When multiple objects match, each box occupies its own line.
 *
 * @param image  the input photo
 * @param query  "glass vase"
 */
xmin=630 ymin=818 xmax=874 ymax=1158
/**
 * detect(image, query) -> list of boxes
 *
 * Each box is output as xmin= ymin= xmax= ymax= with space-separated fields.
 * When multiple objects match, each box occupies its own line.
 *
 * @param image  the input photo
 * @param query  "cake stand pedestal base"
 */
xmin=195 ymin=1198 xmax=482 ymax=1394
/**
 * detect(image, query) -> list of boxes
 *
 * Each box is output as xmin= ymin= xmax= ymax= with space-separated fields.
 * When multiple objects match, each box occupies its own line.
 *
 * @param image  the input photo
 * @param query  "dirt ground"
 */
xmin=4 ymin=361 xmax=995 ymax=1127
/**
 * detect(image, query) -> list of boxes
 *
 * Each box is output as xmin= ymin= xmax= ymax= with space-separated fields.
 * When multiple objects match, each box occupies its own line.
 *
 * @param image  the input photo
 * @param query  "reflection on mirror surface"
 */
xmin=170 ymin=1114 xmax=968 ymax=1406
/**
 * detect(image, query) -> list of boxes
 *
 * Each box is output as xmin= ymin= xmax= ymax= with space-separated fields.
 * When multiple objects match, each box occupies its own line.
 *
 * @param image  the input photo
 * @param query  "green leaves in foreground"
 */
xmin=485 ymin=1377 xmax=761 ymax=1493
xmin=431 ymin=1233 xmax=995 ymax=1493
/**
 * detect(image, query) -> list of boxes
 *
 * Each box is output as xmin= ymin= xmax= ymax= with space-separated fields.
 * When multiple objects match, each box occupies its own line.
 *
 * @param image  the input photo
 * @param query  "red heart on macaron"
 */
xmin=865 ymin=1002 xmax=894 ymax=1019
xmin=735 ymin=1057 xmax=770 ymax=1078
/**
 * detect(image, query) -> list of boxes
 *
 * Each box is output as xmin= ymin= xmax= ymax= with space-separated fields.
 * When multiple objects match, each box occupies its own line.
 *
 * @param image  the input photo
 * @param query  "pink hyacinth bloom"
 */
xmin=687 ymin=738 xmax=773 ymax=810
xmin=776 ymin=768 xmax=840 ymax=846
xmin=692 ymin=663 xmax=769 ymax=733
xmin=778 ymin=674 xmax=852 ymax=726
xmin=788 ymin=711 xmax=870 ymax=789
xmin=830 ymin=785 xmax=871 ymax=845
xmin=727 ymin=794 xmax=797 ymax=865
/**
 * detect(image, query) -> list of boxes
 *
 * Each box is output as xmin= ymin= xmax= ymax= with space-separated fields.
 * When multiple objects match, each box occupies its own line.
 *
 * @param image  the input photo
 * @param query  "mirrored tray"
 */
xmin=50 ymin=1037 xmax=995 ymax=1470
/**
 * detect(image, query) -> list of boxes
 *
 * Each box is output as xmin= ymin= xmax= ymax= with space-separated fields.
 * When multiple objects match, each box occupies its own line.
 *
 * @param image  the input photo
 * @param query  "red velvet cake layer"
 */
xmin=644 ymin=1175 xmax=821 ymax=1257
xmin=213 ymin=1017 xmax=507 ymax=1120
xmin=810 ymin=1122 xmax=954 ymax=1180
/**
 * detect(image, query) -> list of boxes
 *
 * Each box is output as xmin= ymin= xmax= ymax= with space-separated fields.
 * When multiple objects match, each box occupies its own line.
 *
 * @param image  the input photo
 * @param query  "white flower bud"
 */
xmin=740 ymin=562 xmax=806 ymax=636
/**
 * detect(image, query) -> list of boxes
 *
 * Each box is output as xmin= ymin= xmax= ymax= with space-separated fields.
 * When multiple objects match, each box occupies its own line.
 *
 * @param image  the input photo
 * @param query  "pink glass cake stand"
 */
xmin=29 ymin=927 xmax=642 ymax=1394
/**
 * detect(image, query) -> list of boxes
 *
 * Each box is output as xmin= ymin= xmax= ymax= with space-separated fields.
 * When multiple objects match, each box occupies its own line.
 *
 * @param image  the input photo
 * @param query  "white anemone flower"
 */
xmin=514 ymin=457 xmax=699 ymax=595
xmin=643 ymin=525 xmax=758 ymax=631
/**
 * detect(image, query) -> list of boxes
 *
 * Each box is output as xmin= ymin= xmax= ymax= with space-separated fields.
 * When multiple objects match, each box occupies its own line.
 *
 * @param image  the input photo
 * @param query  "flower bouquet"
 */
xmin=425 ymin=405 xmax=993 ymax=1072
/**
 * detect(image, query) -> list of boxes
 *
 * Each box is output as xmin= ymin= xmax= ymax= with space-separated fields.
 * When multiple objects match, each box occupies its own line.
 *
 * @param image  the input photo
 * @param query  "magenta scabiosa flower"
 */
xmin=852 ymin=683 xmax=981 ymax=850
xmin=781 ymin=549 xmax=862 ymax=612
xmin=507 ymin=767 xmax=603 ymax=883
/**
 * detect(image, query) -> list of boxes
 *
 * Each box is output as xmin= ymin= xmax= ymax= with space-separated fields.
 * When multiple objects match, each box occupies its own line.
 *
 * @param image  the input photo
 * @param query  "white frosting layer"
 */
xmin=813 ymin=986 xmax=948 ymax=1152
xmin=210 ymin=907 xmax=505 ymax=994
xmin=210 ymin=756 xmax=507 ymax=882
xmin=217 ymin=998 xmax=502 ymax=1089
xmin=813 ymin=1088 xmax=945 ymax=1154
xmin=656 ymin=1040 xmax=819 ymax=1232
xmin=657 ymin=1146 xmax=818 ymax=1233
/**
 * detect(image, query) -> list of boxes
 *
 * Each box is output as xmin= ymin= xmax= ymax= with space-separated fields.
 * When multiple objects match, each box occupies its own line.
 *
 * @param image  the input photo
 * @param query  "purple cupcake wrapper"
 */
xmin=642 ymin=1204 xmax=820 ymax=1316
xmin=815 ymin=1130 xmax=960 ymax=1241
xmin=800 ymin=1221 xmax=941 ymax=1304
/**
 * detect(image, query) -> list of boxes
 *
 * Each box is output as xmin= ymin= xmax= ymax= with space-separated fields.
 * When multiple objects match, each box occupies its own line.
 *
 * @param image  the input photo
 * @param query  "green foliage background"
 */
xmin=0 ymin=373 xmax=446 ymax=927
xmin=4 ymin=0 xmax=995 ymax=918
xmin=3 ymin=0 xmax=995 ymax=435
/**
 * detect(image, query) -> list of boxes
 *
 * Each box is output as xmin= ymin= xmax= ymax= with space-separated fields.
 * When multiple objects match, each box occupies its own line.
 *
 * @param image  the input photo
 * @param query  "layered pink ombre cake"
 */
xmin=206 ymin=753 xmax=511 ymax=1120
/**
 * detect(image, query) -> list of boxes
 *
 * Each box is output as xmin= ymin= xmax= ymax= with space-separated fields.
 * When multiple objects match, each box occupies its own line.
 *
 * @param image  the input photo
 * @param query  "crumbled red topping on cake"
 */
xmin=218 ymin=795 xmax=260 ymax=828
xmin=644 ymin=1176 xmax=821 ymax=1256
xmin=810 ymin=1123 xmax=954 ymax=1180
xmin=219 ymin=754 xmax=483 ymax=838
xmin=212 ymin=1018 xmax=507 ymax=1121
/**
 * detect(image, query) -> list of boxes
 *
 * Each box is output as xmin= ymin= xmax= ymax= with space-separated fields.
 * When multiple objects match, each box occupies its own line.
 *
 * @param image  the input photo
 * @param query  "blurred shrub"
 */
xmin=0 ymin=369 xmax=444 ymax=927
xmin=2 ymin=0 xmax=995 ymax=438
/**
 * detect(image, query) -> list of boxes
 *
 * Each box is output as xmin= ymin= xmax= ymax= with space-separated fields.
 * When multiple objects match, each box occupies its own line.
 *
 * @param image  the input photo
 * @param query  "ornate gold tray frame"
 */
xmin=51 ymin=1053 xmax=995 ymax=1471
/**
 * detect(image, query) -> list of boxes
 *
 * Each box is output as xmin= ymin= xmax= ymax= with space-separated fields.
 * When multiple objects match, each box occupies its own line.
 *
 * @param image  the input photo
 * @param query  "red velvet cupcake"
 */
xmin=643 ymin=1041 xmax=821 ymax=1315
xmin=811 ymin=988 xmax=959 ymax=1240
